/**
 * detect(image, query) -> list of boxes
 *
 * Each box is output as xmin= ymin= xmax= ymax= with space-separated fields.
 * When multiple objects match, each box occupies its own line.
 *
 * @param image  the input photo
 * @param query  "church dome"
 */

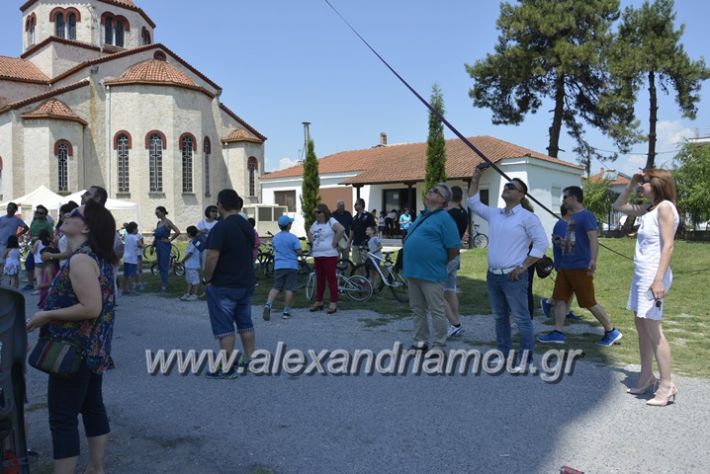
xmin=104 ymin=58 xmax=212 ymax=96
xmin=21 ymin=98 xmax=87 ymax=125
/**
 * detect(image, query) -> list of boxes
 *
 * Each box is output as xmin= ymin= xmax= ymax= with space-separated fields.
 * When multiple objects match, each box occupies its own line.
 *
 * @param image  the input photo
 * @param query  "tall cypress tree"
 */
xmin=300 ymin=139 xmax=320 ymax=230
xmin=466 ymin=0 xmax=639 ymax=162
xmin=423 ymin=84 xmax=447 ymax=204
xmin=612 ymin=0 xmax=710 ymax=169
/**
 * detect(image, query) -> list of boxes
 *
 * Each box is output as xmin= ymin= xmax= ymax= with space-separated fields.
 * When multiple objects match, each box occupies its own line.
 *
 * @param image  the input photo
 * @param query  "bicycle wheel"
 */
xmin=143 ymin=245 xmax=157 ymax=261
xmin=150 ymin=263 xmax=159 ymax=275
xmin=388 ymin=272 xmax=408 ymax=303
xmin=336 ymin=258 xmax=353 ymax=275
xmin=352 ymin=263 xmax=383 ymax=293
xmin=170 ymin=244 xmax=181 ymax=260
xmin=264 ymin=258 xmax=274 ymax=278
xmin=342 ymin=274 xmax=372 ymax=302
xmin=297 ymin=260 xmax=311 ymax=288
xmin=174 ymin=262 xmax=185 ymax=276
xmin=305 ymin=272 xmax=316 ymax=301
xmin=473 ymin=233 xmax=489 ymax=248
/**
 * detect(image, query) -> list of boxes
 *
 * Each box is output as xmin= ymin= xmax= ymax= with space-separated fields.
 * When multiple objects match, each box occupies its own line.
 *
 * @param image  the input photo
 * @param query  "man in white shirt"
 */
xmin=468 ymin=164 xmax=548 ymax=361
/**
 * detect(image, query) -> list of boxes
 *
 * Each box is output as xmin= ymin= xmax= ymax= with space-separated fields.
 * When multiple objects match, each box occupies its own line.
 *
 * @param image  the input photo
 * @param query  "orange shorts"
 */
xmin=552 ymin=268 xmax=597 ymax=308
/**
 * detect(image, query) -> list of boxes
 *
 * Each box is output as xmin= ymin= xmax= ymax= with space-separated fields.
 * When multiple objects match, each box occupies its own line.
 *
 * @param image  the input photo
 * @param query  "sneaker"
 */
xmin=409 ymin=343 xmax=429 ymax=352
xmin=447 ymin=324 xmax=465 ymax=338
xmin=179 ymin=294 xmax=190 ymax=301
xmin=262 ymin=305 xmax=271 ymax=321
xmin=537 ymin=330 xmax=566 ymax=344
xmin=206 ymin=367 xmax=239 ymax=379
xmin=539 ymin=298 xmax=552 ymax=318
xmin=282 ymin=311 xmax=291 ymax=320
xmin=186 ymin=294 xmax=198 ymax=301
xmin=566 ymin=311 xmax=584 ymax=321
xmin=597 ymin=328 xmax=622 ymax=347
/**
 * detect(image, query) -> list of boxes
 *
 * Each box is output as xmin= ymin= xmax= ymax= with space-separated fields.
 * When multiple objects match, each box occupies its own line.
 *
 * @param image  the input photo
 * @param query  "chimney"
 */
xmin=380 ymin=132 xmax=388 ymax=146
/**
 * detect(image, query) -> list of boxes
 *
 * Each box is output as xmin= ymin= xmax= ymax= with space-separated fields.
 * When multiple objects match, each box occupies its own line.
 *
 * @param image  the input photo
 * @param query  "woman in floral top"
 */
xmin=27 ymin=199 xmax=118 ymax=474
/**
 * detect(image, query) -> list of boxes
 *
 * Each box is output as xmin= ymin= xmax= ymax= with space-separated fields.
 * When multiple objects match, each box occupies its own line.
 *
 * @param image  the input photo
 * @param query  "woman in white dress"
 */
xmin=613 ymin=169 xmax=679 ymax=406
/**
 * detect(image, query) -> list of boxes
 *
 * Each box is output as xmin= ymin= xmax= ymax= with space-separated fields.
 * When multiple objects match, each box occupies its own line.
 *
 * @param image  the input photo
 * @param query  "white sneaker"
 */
xmin=186 ymin=294 xmax=198 ymax=301
xmin=179 ymin=294 xmax=190 ymax=301
xmin=447 ymin=324 xmax=465 ymax=338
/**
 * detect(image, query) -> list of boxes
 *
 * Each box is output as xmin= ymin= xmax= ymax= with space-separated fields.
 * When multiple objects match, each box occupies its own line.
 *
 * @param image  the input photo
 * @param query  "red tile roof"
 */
xmin=21 ymin=98 xmax=87 ymax=125
xmin=587 ymin=169 xmax=631 ymax=186
xmin=222 ymin=128 xmax=264 ymax=144
xmin=219 ymin=104 xmax=267 ymax=142
xmin=0 ymin=55 xmax=49 ymax=83
xmin=263 ymin=135 xmax=583 ymax=182
xmin=103 ymin=59 xmax=214 ymax=97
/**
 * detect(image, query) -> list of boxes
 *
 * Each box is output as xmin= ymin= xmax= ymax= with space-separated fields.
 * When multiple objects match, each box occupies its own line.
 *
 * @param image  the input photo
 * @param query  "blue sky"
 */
xmin=2 ymin=0 xmax=709 ymax=176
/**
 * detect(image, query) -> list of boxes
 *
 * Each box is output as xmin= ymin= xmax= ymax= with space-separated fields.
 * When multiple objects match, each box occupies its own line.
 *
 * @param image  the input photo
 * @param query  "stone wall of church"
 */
xmin=0 ymin=118 xmax=13 ymax=200
xmin=0 ymin=81 xmax=48 ymax=109
xmin=27 ymin=41 xmax=104 ymax=79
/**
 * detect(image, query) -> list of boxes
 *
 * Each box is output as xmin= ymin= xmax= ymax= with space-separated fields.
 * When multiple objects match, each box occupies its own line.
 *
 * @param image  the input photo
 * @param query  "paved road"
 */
xmin=23 ymin=291 xmax=709 ymax=473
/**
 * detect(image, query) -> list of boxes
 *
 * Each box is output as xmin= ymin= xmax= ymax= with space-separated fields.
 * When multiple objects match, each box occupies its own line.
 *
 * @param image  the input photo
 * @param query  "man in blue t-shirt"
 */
xmin=402 ymin=183 xmax=460 ymax=350
xmin=203 ymin=189 xmax=256 ymax=379
xmin=538 ymin=186 xmax=622 ymax=347
xmin=263 ymin=215 xmax=303 ymax=321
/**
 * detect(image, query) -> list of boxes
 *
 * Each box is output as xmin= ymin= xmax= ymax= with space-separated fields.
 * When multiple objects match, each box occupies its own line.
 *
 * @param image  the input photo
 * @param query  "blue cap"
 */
xmin=278 ymin=215 xmax=294 ymax=227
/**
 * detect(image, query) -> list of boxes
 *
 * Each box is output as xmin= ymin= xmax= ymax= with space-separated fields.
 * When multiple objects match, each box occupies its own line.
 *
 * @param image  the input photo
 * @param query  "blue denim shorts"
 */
xmin=123 ymin=263 xmax=138 ymax=277
xmin=206 ymin=284 xmax=255 ymax=338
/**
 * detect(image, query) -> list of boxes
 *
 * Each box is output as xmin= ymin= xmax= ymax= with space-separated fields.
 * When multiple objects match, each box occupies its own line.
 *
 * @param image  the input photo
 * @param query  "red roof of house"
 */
xmin=103 ymin=58 xmax=213 ymax=97
xmin=0 ymin=55 xmax=49 ymax=83
xmin=263 ymin=135 xmax=583 ymax=183
xmin=222 ymin=128 xmax=264 ymax=144
xmin=588 ymin=169 xmax=631 ymax=186
xmin=21 ymin=98 xmax=87 ymax=125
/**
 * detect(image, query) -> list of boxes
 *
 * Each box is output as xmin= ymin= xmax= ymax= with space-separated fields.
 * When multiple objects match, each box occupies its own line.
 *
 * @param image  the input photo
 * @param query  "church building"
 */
xmin=0 ymin=0 xmax=266 ymax=230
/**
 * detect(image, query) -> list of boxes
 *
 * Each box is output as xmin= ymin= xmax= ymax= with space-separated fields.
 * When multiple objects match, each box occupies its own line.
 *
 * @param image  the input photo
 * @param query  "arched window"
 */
xmin=142 ymin=27 xmax=151 ymax=45
xmin=104 ymin=16 xmax=113 ymax=44
xmin=67 ymin=13 xmax=76 ymax=40
xmin=116 ymin=134 xmax=130 ymax=193
xmin=149 ymin=134 xmax=163 ymax=192
xmin=247 ymin=157 xmax=258 ymax=197
xmin=203 ymin=138 xmax=211 ymax=196
xmin=181 ymin=136 xmax=194 ymax=193
xmin=55 ymin=13 xmax=65 ymax=38
xmin=57 ymin=143 xmax=68 ymax=192
xmin=115 ymin=20 xmax=124 ymax=47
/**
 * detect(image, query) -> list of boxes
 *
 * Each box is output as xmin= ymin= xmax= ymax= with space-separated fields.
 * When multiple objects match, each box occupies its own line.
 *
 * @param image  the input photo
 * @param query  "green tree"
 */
xmin=466 ymin=0 xmax=639 ymax=164
xmin=674 ymin=141 xmax=710 ymax=229
xmin=300 ymin=139 xmax=320 ymax=230
xmin=613 ymin=0 xmax=710 ymax=169
xmin=423 ymin=84 xmax=447 ymax=202
xmin=583 ymin=177 xmax=614 ymax=226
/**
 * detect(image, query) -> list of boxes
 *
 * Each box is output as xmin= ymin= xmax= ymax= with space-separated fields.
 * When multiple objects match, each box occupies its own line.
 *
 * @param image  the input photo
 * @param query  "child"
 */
xmin=37 ymin=246 xmax=59 ymax=309
xmin=122 ymin=222 xmax=143 ymax=295
xmin=366 ymin=225 xmax=383 ymax=262
xmin=263 ymin=215 xmax=302 ymax=320
xmin=180 ymin=226 xmax=203 ymax=301
xmin=377 ymin=211 xmax=386 ymax=238
xmin=3 ymin=235 xmax=22 ymax=289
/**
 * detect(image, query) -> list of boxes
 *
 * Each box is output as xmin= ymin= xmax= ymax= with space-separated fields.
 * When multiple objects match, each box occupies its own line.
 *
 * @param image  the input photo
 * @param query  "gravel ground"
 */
xmin=21 ymin=290 xmax=710 ymax=473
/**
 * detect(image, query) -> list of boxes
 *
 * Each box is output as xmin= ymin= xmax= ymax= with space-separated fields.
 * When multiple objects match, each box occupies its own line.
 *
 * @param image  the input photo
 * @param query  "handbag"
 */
xmin=535 ymin=255 xmax=554 ymax=279
xmin=29 ymin=310 xmax=104 ymax=378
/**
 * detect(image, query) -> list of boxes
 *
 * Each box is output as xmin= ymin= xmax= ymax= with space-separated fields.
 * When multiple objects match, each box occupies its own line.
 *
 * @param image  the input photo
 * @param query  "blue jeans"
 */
xmin=487 ymin=271 xmax=535 ymax=357
xmin=156 ymin=241 xmax=171 ymax=288
xmin=206 ymin=284 xmax=255 ymax=338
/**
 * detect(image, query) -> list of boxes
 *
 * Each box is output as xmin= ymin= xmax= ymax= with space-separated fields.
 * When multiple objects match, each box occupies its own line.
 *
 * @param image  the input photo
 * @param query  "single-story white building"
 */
xmin=261 ymin=134 xmax=584 ymax=238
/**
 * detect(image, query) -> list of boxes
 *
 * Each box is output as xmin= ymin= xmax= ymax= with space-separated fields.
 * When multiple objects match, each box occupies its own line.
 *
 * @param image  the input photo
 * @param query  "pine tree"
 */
xmin=300 ymin=139 xmax=320 ymax=230
xmin=612 ymin=0 xmax=710 ymax=169
xmin=423 ymin=84 xmax=447 ymax=203
xmin=466 ymin=0 xmax=639 ymax=162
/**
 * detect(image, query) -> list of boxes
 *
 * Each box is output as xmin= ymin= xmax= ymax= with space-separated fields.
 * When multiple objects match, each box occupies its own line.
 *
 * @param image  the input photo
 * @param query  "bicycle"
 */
xmin=305 ymin=270 xmax=373 ymax=302
xmin=335 ymin=244 xmax=369 ymax=275
xmin=470 ymin=224 xmax=489 ymax=248
xmin=150 ymin=253 xmax=185 ymax=276
xmin=143 ymin=242 xmax=181 ymax=262
xmin=352 ymin=251 xmax=408 ymax=302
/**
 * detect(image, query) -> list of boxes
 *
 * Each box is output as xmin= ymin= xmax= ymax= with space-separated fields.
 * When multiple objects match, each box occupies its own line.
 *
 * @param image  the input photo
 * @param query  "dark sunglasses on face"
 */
xmin=429 ymin=188 xmax=444 ymax=197
xmin=504 ymin=183 xmax=522 ymax=192
xmin=68 ymin=208 xmax=85 ymax=221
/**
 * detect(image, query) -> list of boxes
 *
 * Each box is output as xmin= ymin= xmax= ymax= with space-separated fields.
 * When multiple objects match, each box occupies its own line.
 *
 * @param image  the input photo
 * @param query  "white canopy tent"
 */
xmin=58 ymin=190 xmax=140 ymax=223
xmin=1 ymin=185 xmax=67 ymax=221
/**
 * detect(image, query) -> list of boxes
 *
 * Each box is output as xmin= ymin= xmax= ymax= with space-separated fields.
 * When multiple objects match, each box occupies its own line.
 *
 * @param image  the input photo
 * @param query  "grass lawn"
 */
xmin=137 ymin=238 xmax=710 ymax=377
